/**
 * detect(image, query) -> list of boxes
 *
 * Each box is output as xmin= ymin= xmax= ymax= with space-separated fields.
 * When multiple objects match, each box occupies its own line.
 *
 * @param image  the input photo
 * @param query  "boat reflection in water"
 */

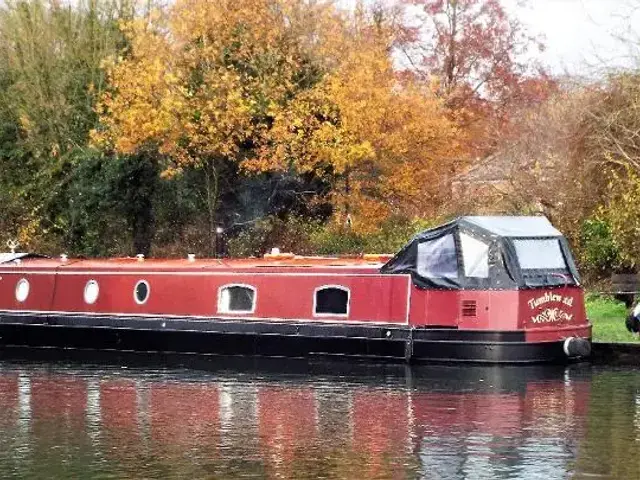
xmin=0 ymin=359 xmax=595 ymax=479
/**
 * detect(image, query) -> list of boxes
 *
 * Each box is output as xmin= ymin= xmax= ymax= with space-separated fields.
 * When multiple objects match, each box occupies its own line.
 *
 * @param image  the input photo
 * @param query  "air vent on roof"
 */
xmin=461 ymin=300 xmax=477 ymax=318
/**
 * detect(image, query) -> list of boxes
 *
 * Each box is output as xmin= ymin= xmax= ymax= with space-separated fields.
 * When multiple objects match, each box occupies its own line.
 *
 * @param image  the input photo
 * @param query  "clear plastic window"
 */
xmin=417 ymin=235 xmax=458 ymax=278
xmin=460 ymin=234 xmax=489 ymax=278
xmin=218 ymin=285 xmax=256 ymax=313
xmin=513 ymin=238 xmax=567 ymax=270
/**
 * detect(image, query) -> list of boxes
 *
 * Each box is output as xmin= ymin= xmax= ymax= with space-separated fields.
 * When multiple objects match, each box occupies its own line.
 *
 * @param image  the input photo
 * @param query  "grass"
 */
xmin=585 ymin=294 xmax=639 ymax=343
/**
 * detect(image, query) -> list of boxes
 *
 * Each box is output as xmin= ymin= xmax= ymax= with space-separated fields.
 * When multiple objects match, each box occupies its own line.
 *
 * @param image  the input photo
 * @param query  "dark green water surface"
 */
xmin=0 ymin=356 xmax=639 ymax=479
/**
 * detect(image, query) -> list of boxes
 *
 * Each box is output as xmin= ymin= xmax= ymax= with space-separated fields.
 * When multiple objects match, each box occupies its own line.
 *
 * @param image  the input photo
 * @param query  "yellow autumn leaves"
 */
xmin=93 ymin=0 xmax=460 ymax=233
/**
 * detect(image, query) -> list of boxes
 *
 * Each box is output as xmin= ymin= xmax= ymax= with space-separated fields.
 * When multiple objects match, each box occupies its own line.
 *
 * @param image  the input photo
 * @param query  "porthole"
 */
xmin=15 ymin=278 xmax=30 ymax=302
xmin=134 ymin=280 xmax=150 ymax=305
xmin=84 ymin=280 xmax=99 ymax=304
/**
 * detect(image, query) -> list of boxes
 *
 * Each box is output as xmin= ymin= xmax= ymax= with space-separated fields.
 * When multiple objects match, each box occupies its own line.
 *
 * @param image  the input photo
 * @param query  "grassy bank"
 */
xmin=586 ymin=294 xmax=638 ymax=343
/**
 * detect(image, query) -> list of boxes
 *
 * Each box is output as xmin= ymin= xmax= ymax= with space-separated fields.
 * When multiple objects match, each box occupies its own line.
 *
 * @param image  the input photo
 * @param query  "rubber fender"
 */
xmin=563 ymin=337 xmax=591 ymax=357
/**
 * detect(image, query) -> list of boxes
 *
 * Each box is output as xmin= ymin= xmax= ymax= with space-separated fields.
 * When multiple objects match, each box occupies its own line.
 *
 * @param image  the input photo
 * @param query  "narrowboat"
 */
xmin=0 ymin=216 xmax=592 ymax=363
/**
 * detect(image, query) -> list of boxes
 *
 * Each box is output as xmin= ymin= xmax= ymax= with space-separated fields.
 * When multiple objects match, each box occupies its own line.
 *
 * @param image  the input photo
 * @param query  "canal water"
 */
xmin=0 ymin=356 xmax=638 ymax=480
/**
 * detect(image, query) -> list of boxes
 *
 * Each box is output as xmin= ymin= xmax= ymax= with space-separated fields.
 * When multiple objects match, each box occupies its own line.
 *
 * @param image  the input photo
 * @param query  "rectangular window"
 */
xmin=417 ymin=234 xmax=458 ymax=278
xmin=460 ymin=233 xmax=489 ymax=278
xmin=513 ymin=238 xmax=567 ymax=270
xmin=218 ymin=285 xmax=256 ymax=313
xmin=314 ymin=287 xmax=349 ymax=316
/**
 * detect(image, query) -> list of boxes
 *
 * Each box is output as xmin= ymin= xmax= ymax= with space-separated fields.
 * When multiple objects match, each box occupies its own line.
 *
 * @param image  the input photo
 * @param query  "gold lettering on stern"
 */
xmin=527 ymin=291 xmax=575 ymax=324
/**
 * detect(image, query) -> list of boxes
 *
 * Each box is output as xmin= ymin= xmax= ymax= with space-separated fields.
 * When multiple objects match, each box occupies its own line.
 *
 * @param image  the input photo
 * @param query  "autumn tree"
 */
xmin=401 ymin=0 xmax=554 ymax=152
xmin=94 ymin=0 xmax=345 ymax=253
xmin=243 ymin=7 xmax=460 ymax=232
xmin=462 ymin=73 xmax=640 ymax=276
xmin=580 ymin=73 xmax=640 ymax=271
xmin=465 ymin=87 xmax=600 ymax=232
xmin=95 ymin=0 xmax=459 ymax=240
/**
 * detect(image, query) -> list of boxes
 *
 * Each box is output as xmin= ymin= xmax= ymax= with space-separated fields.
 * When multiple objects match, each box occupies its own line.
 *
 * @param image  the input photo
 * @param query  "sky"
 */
xmin=505 ymin=0 xmax=640 ymax=74
xmin=341 ymin=0 xmax=640 ymax=75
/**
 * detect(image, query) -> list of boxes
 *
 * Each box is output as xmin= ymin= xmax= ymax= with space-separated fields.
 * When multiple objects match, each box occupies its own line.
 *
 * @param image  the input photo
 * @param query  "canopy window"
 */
xmin=460 ymin=233 xmax=489 ymax=278
xmin=417 ymin=235 xmax=458 ymax=279
xmin=513 ymin=239 xmax=567 ymax=271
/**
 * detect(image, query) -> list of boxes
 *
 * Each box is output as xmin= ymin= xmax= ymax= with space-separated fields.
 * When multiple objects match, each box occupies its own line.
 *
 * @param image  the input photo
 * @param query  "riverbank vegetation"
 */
xmin=585 ymin=295 xmax=636 ymax=343
xmin=2 ymin=0 xmax=640 ymax=292
xmin=0 ymin=0 xmax=553 ymax=257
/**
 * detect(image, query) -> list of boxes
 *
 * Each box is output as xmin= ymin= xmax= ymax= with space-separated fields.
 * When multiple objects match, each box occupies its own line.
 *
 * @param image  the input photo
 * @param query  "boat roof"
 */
xmin=0 ymin=253 xmax=393 ymax=273
xmin=461 ymin=216 xmax=562 ymax=237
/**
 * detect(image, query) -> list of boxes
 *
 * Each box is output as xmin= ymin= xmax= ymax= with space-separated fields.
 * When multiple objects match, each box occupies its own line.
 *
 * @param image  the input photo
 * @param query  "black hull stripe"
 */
xmin=0 ymin=313 xmax=586 ymax=363
xmin=0 ymin=313 xmax=525 ymax=342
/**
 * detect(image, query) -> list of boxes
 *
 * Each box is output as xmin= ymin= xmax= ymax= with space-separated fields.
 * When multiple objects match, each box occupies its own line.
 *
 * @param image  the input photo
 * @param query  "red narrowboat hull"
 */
xmin=0 ymin=255 xmax=592 ymax=363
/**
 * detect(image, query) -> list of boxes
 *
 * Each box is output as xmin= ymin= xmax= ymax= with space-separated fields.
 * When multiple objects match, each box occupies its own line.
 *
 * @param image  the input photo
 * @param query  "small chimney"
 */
xmin=215 ymin=226 xmax=226 ymax=258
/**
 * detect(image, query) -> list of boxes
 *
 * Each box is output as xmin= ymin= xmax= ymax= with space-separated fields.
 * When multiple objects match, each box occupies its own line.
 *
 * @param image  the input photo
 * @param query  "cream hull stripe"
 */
xmin=0 ymin=271 xmax=405 ymax=278
xmin=0 ymin=309 xmax=409 ymax=326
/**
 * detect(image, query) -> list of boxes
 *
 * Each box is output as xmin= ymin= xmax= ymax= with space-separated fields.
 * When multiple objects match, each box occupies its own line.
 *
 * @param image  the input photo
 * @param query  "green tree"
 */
xmin=0 ymin=0 xmax=137 ymax=251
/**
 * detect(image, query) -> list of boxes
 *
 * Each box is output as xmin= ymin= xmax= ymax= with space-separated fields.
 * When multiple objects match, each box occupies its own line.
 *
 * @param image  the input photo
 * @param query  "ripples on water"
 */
xmin=0 ymin=355 xmax=639 ymax=480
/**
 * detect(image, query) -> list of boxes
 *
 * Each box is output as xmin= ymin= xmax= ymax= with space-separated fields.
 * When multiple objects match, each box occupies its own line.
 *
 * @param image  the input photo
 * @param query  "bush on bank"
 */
xmin=227 ymin=215 xmax=434 ymax=257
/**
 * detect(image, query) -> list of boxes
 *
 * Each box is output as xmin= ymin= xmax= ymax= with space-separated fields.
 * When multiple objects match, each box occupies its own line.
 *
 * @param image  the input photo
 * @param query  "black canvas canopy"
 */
xmin=381 ymin=216 xmax=580 ymax=290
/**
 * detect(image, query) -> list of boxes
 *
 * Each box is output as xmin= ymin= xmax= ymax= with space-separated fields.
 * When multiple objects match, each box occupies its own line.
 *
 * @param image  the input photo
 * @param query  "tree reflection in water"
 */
xmin=0 ymin=358 xmax=636 ymax=479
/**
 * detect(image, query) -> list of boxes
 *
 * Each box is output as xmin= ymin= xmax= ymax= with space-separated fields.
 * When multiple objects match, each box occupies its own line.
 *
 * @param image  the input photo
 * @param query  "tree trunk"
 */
xmin=445 ymin=0 xmax=458 ymax=91
xmin=123 ymin=152 xmax=158 ymax=257
xmin=343 ymin=167 xmax=352 ymax=230
xmin=204 ymin=157 xmax=219 ymax=257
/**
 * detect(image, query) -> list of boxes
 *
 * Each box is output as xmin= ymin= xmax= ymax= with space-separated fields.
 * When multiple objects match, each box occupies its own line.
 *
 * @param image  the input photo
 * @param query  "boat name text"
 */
xmin=527 ymin=292 xmax=574 ymax=310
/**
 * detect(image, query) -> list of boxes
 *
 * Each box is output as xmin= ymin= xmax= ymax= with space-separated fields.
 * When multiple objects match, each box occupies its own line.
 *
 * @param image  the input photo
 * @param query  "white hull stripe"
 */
xmin=0 ymin=271 xmax=407 ymax=278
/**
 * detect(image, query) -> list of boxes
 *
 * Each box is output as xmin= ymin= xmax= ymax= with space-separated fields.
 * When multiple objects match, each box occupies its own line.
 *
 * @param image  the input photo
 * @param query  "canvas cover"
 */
xmin=381 ymin=216 xmax=580 ymax=290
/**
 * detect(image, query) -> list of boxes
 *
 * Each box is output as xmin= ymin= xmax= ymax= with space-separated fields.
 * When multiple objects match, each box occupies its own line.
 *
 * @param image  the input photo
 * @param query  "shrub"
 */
xmin=578 ymin=217 xmax=623 ymax=278
xmin=227 ymin=215 xmax=436 ymax=257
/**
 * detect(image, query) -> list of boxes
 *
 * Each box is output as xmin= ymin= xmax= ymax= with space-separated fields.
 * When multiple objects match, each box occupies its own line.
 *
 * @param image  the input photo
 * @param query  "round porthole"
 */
xmin=84 ymin=280 xmax=99 ymax=304
xmin=134 ymin=280 xmax=150 ymax=305
xmin=15 ymin=278 xmax=30 ymax=302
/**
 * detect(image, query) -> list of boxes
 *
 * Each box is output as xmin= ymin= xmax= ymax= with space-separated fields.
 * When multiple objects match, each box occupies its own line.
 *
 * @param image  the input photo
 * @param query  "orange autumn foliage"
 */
xmin=93 ymin=0 xmax=331 ymax=170
xmin=246 ymin=18 xmax=461 ymax=232
xmin=94 ymin=0 xmax=463 ymax=234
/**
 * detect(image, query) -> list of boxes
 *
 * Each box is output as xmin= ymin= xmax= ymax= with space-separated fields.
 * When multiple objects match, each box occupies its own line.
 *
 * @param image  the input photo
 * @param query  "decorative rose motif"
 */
xmin=531 ymin=307 xmax=573 ymax=324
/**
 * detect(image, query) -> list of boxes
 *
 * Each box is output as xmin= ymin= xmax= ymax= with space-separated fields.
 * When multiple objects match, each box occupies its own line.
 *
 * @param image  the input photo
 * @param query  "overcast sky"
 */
xmin=506 ymin=0 xmax=640 ymax=74
xmin=341 ymin=0 xmax=640 ymax=75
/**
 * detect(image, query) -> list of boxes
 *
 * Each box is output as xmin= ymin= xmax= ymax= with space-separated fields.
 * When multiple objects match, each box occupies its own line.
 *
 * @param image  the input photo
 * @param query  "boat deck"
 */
xmin=0 ymin=253 xmax=394 ymax=274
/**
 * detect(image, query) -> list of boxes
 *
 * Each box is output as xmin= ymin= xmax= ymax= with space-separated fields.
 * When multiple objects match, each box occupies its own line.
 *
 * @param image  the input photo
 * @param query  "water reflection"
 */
xmin=0 ymin=359 xmax=637 ymax=479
